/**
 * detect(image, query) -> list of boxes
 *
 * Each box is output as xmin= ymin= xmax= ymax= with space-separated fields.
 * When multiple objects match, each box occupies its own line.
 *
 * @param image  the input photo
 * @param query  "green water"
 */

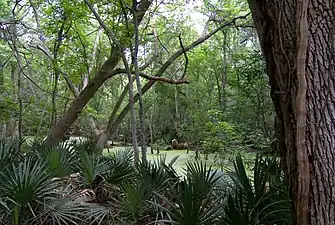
xmin=102 ymin=146 xmax=227 ymax=175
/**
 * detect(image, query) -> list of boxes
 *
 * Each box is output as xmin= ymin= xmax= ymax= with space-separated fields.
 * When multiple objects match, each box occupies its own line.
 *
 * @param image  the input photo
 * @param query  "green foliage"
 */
xmin=0 ymin=139 xmax=292 ymax=225
xmin=77 ymin=152 xmax=110 ymax=187
xmin=29 ymin=141 xmax=77 ymax=178
xmin=0 ymin=159 xmax=57 ymax=225
xmin=0 ymin=138 xmax=22 ymax=171
xmin=104 ymin=149 xmax=135 ymax=185
xmin=154 ymin=161 xmax=222 ymax=225
xmin=221 ymin=155 xmax=292 ymax=225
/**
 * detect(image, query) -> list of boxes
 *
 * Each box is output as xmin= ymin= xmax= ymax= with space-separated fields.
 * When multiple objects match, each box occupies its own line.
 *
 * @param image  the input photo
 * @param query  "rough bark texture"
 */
xmin=248 ymin=0 xmax=335 ymax=224
xmin=45 ymin=48 xmax=121 ymax=144
xmin=295 ymin=0 xmax=309 ymax=223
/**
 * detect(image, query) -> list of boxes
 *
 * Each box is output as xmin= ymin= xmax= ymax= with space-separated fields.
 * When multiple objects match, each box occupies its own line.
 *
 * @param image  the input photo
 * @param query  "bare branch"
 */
xmin=84 ymin=0 xmax=121 ymax=47
xmin=178 ymin=34 xmax=188 ymax=80
xmin=111 ymin=68 xmax=189 ymax=84
xmin=139 ymin=72 xmax=190 ymax=84
xmin=157 ymin=34 xmax=169 ymax=53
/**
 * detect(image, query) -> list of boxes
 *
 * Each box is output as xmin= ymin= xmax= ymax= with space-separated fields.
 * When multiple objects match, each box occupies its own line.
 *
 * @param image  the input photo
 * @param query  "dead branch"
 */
xmin=139 ymin=72 xmax=190 ymax=84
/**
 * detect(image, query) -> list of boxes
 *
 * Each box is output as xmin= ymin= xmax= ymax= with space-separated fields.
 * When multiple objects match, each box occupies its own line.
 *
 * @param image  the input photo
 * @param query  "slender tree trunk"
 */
xmin=174 ymin=84 xmax=180 ymax=138
xmin=11 ymin=22 xmax=23 ymax=145
xmin=9 ymin=63 xmax=18 ymax=137
xmin=248 ymin=0 xmax=335 ymax=224
xmin=51 ymin=70 xmax=59 ymax=126
xmin=0 ymin=60 xmax=5 ymax=136
xmin=17 ymin=63 xmax=22 ymax=148
xmin=132 ymin=1 xmax=147 ymax=163
xmin=124 ymin=72 xmax=139 ymax=163
xmin=149 ymin=95 xmax=156 ymax=154
xmin=221 ymin=30 xmax=228 ymax=109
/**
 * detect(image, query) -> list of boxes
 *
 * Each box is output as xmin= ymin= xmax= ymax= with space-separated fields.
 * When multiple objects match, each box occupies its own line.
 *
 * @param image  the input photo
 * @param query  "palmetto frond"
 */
xmin=220 ymin=155 xmax=292 ymax=225
xmin=35 ymin=186 xmax=108 ymax=225
xmin=0 ymin=158 xmax=58 ymax=225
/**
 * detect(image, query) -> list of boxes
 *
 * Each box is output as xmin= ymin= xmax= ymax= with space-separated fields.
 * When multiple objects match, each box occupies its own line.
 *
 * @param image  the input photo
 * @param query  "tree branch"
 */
xmin=139 ymin=72 xmax=190 ymax=84
xmin=105 ymin=13 xmax=251 ymax=138
xmin=178 ymin=33 xmax=188 ymax=80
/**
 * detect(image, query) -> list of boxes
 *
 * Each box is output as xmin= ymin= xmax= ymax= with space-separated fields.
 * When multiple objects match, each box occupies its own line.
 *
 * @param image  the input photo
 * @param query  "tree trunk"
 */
xmin=248 ymin=0 xmax=335 ymax=224
xmin=174 ymin=84 xmax=180 ymax=138
xmin=44 ymin=47 xmax=121 ymax=144
xmin=95 ymin=21 xmax=238 ymax=148
xmin=221 ymin=30 xmax=228 ymax=109
xmin=132 ymin=1 xmax=147 ymax=163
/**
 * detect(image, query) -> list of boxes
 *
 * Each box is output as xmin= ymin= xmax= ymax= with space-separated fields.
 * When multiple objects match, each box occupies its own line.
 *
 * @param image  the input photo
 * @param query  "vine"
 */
xmin=295 ymin=0 xmax=309 ymax=224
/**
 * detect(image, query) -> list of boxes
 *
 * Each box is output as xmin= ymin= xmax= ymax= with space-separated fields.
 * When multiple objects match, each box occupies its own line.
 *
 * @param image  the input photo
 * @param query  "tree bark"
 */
xmin=248 ymin=0 xmax=335 ymax=224
xmin=45 ymin=0 xmax=153 ymax=144
xmin=45 ymin=48 xmax=121 ymax=144
xmin=132 ymin=0 xmax=147 ymax=163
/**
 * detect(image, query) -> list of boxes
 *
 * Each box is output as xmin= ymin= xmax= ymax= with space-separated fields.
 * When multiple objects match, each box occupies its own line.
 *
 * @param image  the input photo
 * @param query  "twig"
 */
xmin=157 ymin=34 xmax=169 ymax=53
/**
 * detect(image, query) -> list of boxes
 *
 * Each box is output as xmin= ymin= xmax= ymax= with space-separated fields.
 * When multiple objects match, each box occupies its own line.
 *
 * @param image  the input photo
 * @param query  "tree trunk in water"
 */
xmin=248 ymin=0 xmax=335 ymax=224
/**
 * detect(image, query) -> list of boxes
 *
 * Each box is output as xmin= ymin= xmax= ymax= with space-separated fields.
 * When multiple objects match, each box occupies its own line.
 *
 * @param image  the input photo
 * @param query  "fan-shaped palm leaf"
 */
xmin=104 ymin=149 xmax=135 ymax=185
xmin=77 ymin=152 xmax=111 ymax=187
xmin=0 ymin=138 xmax=22 ymax=172
xmin=35 ymin=186 xmax=108 ymax=225
xmin=0 ymin=159 xmax=58 ymax=225
xmin=220 ymin=155 xmax=292 ymax=225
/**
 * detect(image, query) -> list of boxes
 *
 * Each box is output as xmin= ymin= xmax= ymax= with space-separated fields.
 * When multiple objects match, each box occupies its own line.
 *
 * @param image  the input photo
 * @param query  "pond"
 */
xmin=102 ymin=145 xmax=229 ymax=175
xmin=25 ymin=136 xmax=230 ymax=175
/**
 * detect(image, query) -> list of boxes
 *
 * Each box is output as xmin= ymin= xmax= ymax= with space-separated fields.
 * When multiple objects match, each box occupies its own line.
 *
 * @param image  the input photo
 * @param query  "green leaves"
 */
xmin=77 ymin=152 xmax=111 ymax=187
xmin=0 ymin=158 xmax=58 ymax=225
xmin=0 ymin=159 xmax=55 ymax=206
xmin=104 ymin=149 xmax=135 ymax=185
xmin=0 ymin=138 xmax=22 ymax=172
xmin=221 ymin=155 xmax=292 ymax=225
xmin=154 ymin=161 xmax=223 ymax=225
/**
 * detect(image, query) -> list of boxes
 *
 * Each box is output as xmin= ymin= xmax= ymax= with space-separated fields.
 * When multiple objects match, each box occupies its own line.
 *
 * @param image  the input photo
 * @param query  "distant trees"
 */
xmin=1 ymin=0 xmax=273 ymax=163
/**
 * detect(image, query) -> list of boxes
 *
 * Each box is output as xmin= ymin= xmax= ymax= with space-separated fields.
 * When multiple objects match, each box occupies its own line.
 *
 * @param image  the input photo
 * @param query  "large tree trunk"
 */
xmin=44 ymin=48 xmax=121 ymax=144
xmin=248 ymin=0 xmax=335 ymax=224
xmin=45 ymin=1 xmax=152 ymax=144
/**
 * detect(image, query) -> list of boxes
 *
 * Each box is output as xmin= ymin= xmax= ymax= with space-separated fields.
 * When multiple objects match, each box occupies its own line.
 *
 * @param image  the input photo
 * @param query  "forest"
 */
xmin=0 ymin=0 xmax=334 ymax=225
